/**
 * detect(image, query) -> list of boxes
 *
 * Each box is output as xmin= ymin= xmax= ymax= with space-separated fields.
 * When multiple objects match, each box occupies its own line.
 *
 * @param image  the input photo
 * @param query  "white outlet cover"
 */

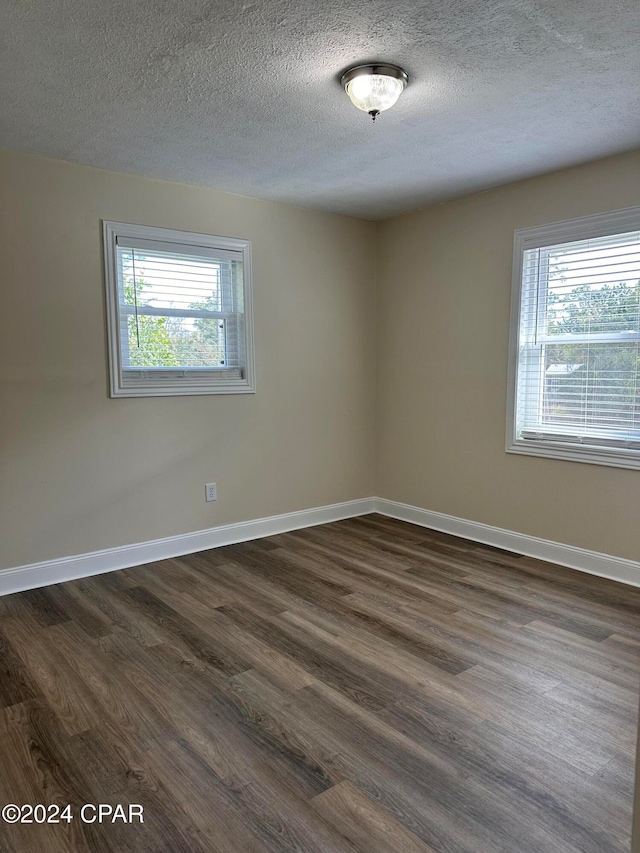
xmin=205 ymin=483 xmax=217 ymax=502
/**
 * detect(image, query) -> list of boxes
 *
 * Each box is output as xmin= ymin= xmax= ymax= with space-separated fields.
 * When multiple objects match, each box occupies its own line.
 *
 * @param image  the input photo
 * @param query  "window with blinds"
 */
xmin=103 ymin=222 xmax=254 ymax=397
xmin=507 ymin=207 xmax=640 ymax=469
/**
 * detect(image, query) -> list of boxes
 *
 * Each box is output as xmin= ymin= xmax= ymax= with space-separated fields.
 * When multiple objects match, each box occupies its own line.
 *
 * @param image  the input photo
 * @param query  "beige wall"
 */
xmin=0 ymin=149 xmax=376 ymax=569
xmin=376 ymin=150 xmax=640 ymax=562
xmin=2 ymin=146 xmax=640 ymax=571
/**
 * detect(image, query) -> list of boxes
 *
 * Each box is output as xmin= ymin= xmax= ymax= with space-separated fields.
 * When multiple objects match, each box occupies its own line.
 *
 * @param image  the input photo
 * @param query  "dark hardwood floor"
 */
xmin=0 ymin=514 xmax=638 ymax=852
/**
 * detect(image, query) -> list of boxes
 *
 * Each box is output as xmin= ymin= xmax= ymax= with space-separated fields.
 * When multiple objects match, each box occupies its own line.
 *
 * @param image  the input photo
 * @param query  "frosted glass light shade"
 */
xmin=346 ymin=75 xmax=404 ymax=113
xmin=341 ymin=64 xmax=408 ymax=119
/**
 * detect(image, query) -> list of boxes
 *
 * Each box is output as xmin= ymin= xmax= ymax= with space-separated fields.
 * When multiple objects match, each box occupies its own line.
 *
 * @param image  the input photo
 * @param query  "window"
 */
xmin=507 ymin=207 xmax=640 ymax=470
xmin=103 ymin=222 xmax=255 ymax=397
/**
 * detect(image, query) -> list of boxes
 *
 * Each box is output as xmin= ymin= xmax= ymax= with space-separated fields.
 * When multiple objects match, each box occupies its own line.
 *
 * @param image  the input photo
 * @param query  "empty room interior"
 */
xmin=1 ymin=1 xmax=640 ymax=851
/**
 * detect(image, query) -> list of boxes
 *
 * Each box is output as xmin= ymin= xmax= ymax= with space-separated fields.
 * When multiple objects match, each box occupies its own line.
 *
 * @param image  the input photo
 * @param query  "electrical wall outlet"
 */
xmin=205 ymin=483 xmax=217 ymax=502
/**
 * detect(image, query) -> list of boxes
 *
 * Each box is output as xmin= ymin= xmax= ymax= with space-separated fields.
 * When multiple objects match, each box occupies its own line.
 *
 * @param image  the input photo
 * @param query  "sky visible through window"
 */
xmin=118 ymin=248 xmax=233 ymax=369
xmin=534 ymin=231 xmax=640 ymax=438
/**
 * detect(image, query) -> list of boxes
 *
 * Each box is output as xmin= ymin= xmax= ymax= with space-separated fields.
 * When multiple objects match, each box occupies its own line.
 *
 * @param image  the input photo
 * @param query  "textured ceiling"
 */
xmin=1 ymin=0 xmax=639 ymax=218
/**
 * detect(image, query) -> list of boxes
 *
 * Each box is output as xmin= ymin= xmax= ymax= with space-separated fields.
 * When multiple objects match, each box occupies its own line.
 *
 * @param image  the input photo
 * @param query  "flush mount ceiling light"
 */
xmin=341 ymin=63 xmax=409 ymax=121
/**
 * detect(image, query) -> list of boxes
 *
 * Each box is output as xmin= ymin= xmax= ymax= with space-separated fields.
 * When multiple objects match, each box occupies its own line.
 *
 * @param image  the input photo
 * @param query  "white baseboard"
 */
xmin=3 ymin=495 xmax=638 ymax=597
xmin=375 ymin=498 xmax=640 ymax=588
xmin=0 ymin=498 xmax=376 ymax=597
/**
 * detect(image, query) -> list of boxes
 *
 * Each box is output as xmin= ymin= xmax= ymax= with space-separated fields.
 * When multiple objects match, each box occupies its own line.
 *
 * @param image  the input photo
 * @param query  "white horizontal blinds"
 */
xmin=516 ymin=230 xmax=640 ymax=448
xmin=115 ymin=239 xmax=245 ymax=379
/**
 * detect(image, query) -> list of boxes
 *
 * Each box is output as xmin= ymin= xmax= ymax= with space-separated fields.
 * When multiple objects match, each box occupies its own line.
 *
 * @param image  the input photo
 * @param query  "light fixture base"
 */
xmin=340 ymin=64 xmax=409 ymax=90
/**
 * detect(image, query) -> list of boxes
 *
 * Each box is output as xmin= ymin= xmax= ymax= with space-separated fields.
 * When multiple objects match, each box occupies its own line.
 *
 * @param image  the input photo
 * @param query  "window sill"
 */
xmin=111 ymin=379 xmax=256 ymax=398
xmin=506 ymin=438 xmax=640 ymax=471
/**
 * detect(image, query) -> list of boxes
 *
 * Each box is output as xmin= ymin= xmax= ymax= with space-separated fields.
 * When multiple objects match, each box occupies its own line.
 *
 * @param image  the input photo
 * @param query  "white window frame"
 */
xmin=506 ymin=205 xmax=640 ymax=471
xmin=103 ymin=221 xmax=255 ymax=398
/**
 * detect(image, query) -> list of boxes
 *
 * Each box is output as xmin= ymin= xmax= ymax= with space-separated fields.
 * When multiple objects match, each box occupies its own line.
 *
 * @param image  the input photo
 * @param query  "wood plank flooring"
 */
xmin=0 ymin=514 xmax=638 ymax=852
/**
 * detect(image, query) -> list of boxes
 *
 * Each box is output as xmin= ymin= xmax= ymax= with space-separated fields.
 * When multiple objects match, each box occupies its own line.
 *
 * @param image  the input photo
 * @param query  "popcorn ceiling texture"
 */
xmin=1 ymin=0 xmax=639 ymax=218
